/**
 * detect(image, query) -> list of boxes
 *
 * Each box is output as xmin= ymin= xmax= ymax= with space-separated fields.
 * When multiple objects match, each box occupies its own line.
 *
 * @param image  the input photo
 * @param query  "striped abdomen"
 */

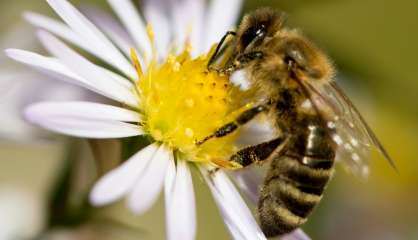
xmin=258 ymin=114 xmax=336 ymax=237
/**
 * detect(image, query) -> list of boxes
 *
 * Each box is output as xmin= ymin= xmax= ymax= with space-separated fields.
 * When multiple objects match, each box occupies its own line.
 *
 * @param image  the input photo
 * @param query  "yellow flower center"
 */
xmin=131 ymin=43 xmax=250 ymax=168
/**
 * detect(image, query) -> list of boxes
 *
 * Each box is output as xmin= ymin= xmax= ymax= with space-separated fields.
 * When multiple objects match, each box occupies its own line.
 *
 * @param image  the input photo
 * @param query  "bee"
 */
xmin=197 ymin=8 xmax=396 ymax=237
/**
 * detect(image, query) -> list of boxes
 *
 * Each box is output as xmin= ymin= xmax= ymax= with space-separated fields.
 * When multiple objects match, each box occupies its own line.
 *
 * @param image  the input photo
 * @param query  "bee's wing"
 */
xmin=303 ymin=80 xmax=396 ymax=178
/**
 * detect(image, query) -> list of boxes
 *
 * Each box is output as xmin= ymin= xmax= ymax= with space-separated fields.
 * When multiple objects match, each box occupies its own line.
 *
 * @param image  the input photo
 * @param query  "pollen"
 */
xmin=132 ymin=46 xmax=250 ymax=167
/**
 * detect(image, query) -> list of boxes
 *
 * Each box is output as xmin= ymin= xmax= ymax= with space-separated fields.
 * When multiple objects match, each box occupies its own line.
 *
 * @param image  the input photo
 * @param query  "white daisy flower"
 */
xmin=5 ymin=0 xmax=311 ymax=239
xmin=0 ymin=22 xmax=97 ymax=141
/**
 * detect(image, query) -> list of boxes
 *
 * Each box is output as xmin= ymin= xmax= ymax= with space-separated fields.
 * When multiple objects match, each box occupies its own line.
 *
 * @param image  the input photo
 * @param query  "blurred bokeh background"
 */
xmin=1 ymin=0 xmax=417 ymax=239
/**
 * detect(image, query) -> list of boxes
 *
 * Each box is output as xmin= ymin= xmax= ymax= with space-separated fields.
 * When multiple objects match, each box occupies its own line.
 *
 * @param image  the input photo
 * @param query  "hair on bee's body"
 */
xmin=198 ymin=7 xmax=394 ymax=237
xmin=252 ymin=42 xmax=337 ymax=235
xmin=200 ymin=8 xmax=338 ymax=235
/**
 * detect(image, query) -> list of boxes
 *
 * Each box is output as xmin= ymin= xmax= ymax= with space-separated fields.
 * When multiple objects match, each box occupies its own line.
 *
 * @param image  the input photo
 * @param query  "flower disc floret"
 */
xmin=134 ymin=47 xmax=248 ymax=165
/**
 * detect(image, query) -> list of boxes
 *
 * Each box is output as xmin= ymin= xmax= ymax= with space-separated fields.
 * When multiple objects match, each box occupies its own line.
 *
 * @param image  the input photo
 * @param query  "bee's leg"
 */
xmin=236 ymin=51 xmax=264 ymax=66
xmin=230 ymin=136 xmax=288 ymax=167
xmin=196 ymin=103 xmax=270 ymax=145
xmin=207 ymin=31 xmax=236 ymax=71
xmin=208 ymin=136 xmax=286 ymax=175
xmin=208 ymin=167 xmax=221 ymax=176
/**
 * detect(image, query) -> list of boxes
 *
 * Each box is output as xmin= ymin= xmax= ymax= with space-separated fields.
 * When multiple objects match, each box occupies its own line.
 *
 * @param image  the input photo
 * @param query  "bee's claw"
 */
xmin=207 ymin=66 xmax=232 ymax=77
xmin=207 ymin=66 xmax=218 ymax=73
xmin=209 ymin=168 xmax=221 ymax=176
xmin=195 ymin=134 xmax=214 ymax=146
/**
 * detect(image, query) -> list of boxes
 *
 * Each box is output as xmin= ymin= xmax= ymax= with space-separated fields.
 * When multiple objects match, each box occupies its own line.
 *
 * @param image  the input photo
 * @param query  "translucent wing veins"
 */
xmin=297 ymin=78 xmax=397 ymax=176
xmin=329 ymin=82 xmax=397 ymax=171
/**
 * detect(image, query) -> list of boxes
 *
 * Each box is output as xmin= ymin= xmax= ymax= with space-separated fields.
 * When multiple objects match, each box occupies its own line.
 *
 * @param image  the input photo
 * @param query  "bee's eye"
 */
xmin=241 ymin=27 xmax=258 ymax=48
xmin=241 ymin=24 xmax=266 ymax=50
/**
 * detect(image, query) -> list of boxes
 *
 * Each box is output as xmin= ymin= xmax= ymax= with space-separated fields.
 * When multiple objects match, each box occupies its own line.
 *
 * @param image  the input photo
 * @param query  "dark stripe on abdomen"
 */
xmin=259 ymin=144 xmax=335 ymax=236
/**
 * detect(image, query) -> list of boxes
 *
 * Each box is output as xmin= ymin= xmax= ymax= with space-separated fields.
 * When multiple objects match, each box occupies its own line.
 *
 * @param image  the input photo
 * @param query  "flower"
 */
xmin=5 ymin=0 xmax=311 ymax=239
xmin=0 ymin=21 xmax=96 ymax=141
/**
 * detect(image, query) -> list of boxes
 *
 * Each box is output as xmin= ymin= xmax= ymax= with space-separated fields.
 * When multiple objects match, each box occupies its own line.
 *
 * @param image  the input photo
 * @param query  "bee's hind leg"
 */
xmin=230 ymin=136 xmax=288 ymax=167
xmin=206 ymin=136 xmax=287 ymax=176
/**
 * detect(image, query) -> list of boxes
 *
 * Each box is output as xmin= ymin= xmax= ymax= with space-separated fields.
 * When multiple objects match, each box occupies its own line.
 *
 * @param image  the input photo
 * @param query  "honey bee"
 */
xmin=197 ymin=8 xmax=396 ymax=237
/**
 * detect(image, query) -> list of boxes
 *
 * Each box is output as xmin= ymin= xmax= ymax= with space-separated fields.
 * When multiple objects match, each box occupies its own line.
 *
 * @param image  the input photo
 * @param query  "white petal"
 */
xmin=229 ymin=171 xmax=312 ymax=240
xmin=35 ymin=118 xmax=142 ymax=139
xmin=281 ymin=229 xmax=312 ymax=240
xmin=127 ymin=145 xmax=171 ymax=214
xmin=164 ymin=154 xmax=176 ymax=204
xmin=231 ymin=168 xmax=262 ymax=205
xmin=24 ymin=12 xmax=89 ymax=55
xmin=37 ymin=31 xmax=139 ymax=107
xmin=210 ymin=181 xmax=256 ymax=240
xmin=45 ymin=0 xmax=136 ymax=78
xmin=6 ymin=49 xmax=133 ymax=92
xmin=165 ymin=160 xmax=196 ymax=240
xmin=81 ymin=7 xmax=136 ymax=58
xmin=164 ymin=157 xmax=176 ymax=237
xmin=188 ymin=0 xmax=204 ymax=56
xmin=102 ymin=66 xmax=135 ymax=89
xmin=107 ymin=0 xmax=152 ymax=61
xmin=24 ymin=101 xmax=141 ymax=122
xmin=23 ymin=11 xmax=136 ymax=73
xmin=5 ymin=49 xmax=91 ymax=89
xmin=24 ymin=102 xmax=143 ymax=139
xmin=200 ymin=166 xmax=266 ymax=240
xmin=90 ymin=144 xmax=159 ymax=206
xmin=171 ymin=0 xmax=204 ymax=56
xmin=212 ymin=170 xmax=265 ymax=239
xmin=236 ymin=120 xmax=276 ymax=148
xmin=143 ymin=0 xmax=171 ymax=58
xmin=204 ymin=0 xmax=242 ymax=51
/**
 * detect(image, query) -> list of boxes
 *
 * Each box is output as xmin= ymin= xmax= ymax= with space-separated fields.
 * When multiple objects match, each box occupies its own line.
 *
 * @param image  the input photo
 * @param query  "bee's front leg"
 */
xmin=207 ymin=31 xmax=237 ymax=71
xmin=208 ymin=51 xmax=264 ymax=76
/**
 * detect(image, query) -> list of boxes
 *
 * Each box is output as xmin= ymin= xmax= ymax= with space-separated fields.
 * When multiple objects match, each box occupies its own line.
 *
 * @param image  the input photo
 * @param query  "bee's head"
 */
xmin=218 ymin=8 xmax=286 ymax=75
xmin=235 ymin=8 xmax=285 ymax=54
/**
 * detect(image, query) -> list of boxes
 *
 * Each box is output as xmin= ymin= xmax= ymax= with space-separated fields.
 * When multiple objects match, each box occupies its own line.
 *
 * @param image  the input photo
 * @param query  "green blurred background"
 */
xmin=1 ymin=0 xmax=417 ymax=239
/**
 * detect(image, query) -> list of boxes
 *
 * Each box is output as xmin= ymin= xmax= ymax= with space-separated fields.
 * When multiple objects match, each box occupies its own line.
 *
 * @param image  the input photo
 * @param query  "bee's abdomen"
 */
xmin=258 ymin=125 xmax=335 ymax=237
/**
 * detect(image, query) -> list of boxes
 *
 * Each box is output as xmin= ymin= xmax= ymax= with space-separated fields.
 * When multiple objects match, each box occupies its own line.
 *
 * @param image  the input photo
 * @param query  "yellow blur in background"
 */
xmin=1 ymin=0 xmax=418 ymax=239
